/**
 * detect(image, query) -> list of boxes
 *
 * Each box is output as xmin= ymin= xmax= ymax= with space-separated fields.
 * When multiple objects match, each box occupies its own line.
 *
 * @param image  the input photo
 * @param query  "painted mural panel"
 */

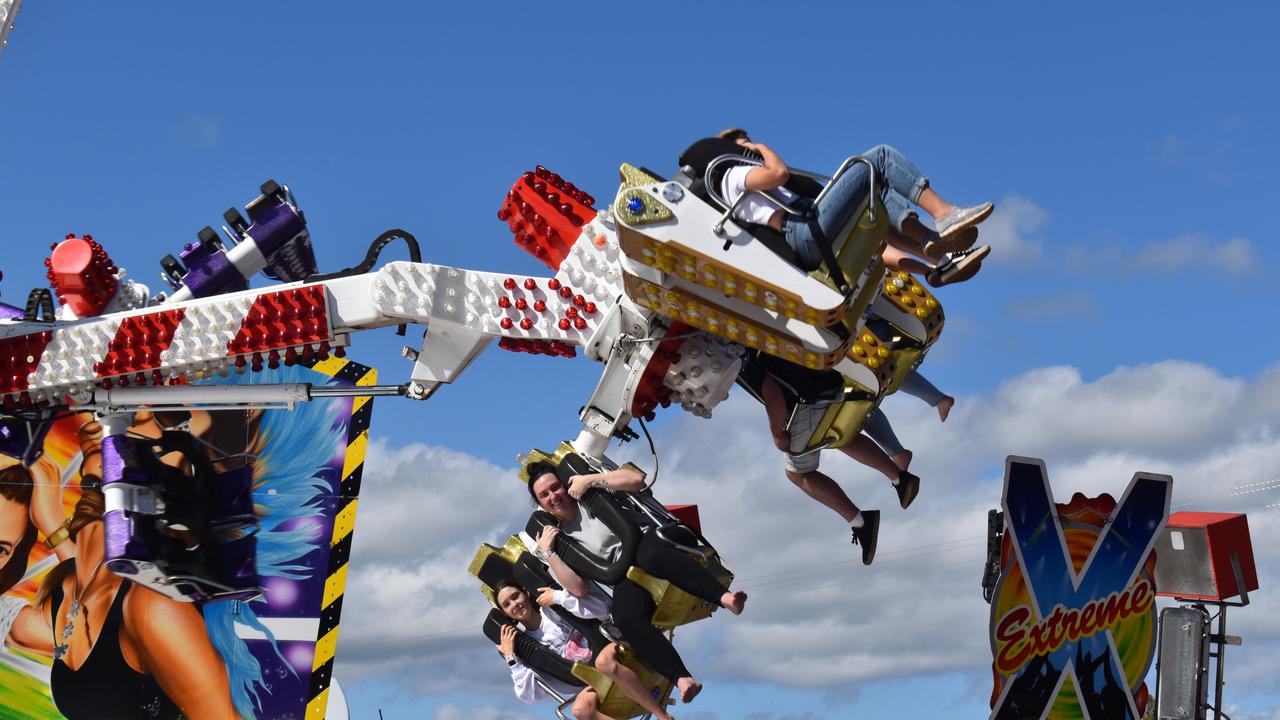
xmin=0 ymin=357 xmax=373 ymax=719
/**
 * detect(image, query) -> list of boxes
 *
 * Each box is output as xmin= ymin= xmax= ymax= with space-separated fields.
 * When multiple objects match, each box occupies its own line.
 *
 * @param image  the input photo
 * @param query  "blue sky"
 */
xmin=3 ymin=2 xmax=1280 ymax=719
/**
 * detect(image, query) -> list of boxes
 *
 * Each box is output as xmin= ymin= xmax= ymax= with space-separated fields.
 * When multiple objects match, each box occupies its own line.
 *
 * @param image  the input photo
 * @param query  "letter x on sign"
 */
xmin=990 ymin=457 xmax=1171 ymax=720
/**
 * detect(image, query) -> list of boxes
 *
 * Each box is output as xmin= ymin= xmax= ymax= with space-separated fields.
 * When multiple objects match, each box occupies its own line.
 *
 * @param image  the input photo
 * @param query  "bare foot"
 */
xmin=677 ymin=677 xmax=703 ymax=704
xmin=936 ymin=395 xmax=954 ymax=423
xmin=720 ymin=590 xmax=748 ymax=615
xmin=891 ymin=449 xmax=913 ymax=472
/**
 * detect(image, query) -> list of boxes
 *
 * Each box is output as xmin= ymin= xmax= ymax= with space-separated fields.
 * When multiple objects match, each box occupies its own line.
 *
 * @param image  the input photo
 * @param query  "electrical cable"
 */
xmin=307 ymin=228 xmax=422 ymax=336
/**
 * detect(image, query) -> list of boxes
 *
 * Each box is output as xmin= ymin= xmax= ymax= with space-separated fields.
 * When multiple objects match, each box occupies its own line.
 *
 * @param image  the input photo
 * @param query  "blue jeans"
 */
xmin=783 ymin=144 xmax=930 ymax=271
xmin=863 ymin=371 xmax=947 ymax=457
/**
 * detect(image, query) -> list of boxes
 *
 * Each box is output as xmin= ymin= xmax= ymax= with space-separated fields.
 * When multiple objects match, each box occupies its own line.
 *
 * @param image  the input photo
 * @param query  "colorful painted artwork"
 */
xmin=988 ymin=457 xmax=1171 ymax=720
xmin=0 ymin=357 xmax=374 ymax=719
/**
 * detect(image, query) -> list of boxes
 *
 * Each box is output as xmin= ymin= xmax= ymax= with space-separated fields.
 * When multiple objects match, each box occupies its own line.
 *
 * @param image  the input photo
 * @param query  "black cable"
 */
xmin=308 ymin=229 xmax=422 ymax=335
xmin=637 ymin=416 xmax=658 ymax=490
xmin=308 ymin=228 xmax=421 ymax=281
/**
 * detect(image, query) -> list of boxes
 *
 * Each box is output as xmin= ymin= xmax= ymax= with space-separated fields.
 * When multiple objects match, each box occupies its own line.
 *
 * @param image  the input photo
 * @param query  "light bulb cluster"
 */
xmin=497 ymin=165 xmax=598 ymax=271
xmin=3 ymin=282 xmax=337 ymax=407
xmin=617 ymin=231 xmax=846 ymax=328
xmin=623 ymin=272 xmax=849 ymax=370
xmin=46 ymin=234 xmax=119 ymax=318
xmin=660 ymin=333 xmax=744 ymax=419
xmin=881 ymin=271 xmax=945 ymax=345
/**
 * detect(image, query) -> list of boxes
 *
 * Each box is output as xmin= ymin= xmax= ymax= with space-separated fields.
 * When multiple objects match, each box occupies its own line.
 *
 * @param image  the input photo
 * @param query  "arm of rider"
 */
xmin=760 ymin=375 xmax=791 ymax=451
xmin=738 ymin=138 xmax=789 ymax=191
xmin=537 ymin=526 xmax=591 ymax=598
xmin=567 ymin=465 xmax=645 ymax=499
xmin=498 ymin=625 xmax=546 ymax=703
xmin=541 ymin=586 xmax=610 ymax=620
xmin=30 ymin=456 xmax=74 ymax=562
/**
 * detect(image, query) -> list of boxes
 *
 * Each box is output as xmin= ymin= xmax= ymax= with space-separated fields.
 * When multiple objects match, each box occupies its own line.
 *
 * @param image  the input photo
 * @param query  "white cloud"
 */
xmin=335 ymin=361 xmax=1280 ymax=714
xmin=1132 ymin=233 xmax=1257 ymax=275
xmin=977 ymin=195 xmax=1047 ymax=265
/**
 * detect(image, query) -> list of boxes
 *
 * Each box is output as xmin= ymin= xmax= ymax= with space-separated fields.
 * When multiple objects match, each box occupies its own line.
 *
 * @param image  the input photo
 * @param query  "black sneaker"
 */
xmin=894 ymin=471 xmax=920 ymax=510
xmin=850 ymin=510 xmax=880 ymax=566
xmin=926 ymin=245 xmax=990 ymax=287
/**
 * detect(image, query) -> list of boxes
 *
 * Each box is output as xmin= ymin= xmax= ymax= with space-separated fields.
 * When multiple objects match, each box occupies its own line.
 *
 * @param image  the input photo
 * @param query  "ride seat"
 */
xmin=101 ymin=430 xmax=261 ymax=603
xmin=469 ymin=540 xmax=672 ymax=720
xmin=522 ymin=450 xmax=732 ymax=630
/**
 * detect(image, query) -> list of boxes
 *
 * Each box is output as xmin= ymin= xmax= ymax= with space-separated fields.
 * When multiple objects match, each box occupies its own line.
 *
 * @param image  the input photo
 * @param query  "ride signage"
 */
xmin=988 ymin=457 xmax=1171 ymax=720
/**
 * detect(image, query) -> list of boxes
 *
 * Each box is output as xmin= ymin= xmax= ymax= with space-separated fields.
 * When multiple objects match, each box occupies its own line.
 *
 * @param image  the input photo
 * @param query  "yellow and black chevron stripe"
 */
xmin=302 ymin=355 xmax=377 ymax=720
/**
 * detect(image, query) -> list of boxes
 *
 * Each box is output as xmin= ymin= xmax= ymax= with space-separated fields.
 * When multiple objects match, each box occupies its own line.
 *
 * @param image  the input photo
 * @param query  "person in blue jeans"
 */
xmin=863 ymin=370 xmax=956 ymax=472
xmin=715 ymin=129 xmax=994 ymax=285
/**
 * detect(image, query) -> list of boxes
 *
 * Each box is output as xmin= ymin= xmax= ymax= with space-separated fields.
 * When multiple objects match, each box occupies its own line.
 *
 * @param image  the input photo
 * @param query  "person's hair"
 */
xmin=495 ymin=578 xmax=527 ymax=606
xmin=717 ymin=127 xmax=749 ymax=142
xmin=0 ymin=465 xmax=38 ymax=594
xmin=35 ymin=482 xmax=105 ymax=609
xmin=524 ymin=460 xmax=559 ymax=504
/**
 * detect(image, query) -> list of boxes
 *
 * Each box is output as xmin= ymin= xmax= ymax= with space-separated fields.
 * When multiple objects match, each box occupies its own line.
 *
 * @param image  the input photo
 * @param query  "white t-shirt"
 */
xmin=509 ymin=590 xmax=610 ymax=703
xmin=722 ymin=164 xmax=799 ymax=226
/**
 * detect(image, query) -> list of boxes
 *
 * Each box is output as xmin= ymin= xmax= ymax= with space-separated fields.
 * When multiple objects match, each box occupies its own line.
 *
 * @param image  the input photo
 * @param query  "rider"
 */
xmin=526 ymin=460 xmax=747 ymax=706
xmin=494 ymin=578 xmax=676 ymax=720
xmin=737 ymin=352 xmax=923 ymax=565
xmin=680 ymin=130 xmax=994 ymax=286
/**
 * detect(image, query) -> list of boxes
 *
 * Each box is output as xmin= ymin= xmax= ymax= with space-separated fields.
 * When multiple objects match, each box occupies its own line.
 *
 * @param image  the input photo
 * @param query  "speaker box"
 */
xmin=1154 ymin=512 xmax=1258 ymax=601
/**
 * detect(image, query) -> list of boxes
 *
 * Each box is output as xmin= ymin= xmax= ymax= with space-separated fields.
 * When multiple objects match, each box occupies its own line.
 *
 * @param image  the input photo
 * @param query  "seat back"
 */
xmin=471 ymin=537 xmax=673 ymax=719
xmin=614 ymin=156 xmax=889 ymax=372
xmin=100 ymin=430 xmax=261 ymax=603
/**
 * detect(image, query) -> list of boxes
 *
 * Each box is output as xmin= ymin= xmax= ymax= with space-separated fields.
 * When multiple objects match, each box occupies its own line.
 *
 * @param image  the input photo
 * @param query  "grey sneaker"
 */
xmin=926 ymin=245 xmax=991 ymax=288
xmin=934 ymin=202 xmax=994 ymax=239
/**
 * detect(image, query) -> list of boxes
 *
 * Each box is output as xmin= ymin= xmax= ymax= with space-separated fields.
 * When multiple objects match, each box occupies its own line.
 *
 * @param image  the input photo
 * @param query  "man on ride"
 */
xmin=682 ymin=130 xmax=994 ymax=286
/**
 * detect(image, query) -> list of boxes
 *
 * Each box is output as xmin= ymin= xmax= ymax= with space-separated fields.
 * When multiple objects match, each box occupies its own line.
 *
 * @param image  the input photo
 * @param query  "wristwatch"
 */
xmin=504 ymin=653 xmax=517 ymax=666
xmin=533 ymin=546 xmax=553 ymax=561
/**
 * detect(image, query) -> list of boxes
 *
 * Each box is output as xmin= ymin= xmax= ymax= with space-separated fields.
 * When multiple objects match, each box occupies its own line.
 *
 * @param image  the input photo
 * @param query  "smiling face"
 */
xmin=531 ymin=473 xmax=575 ymax=522
xmin=497 ymin=585 xmax=536 ymax=625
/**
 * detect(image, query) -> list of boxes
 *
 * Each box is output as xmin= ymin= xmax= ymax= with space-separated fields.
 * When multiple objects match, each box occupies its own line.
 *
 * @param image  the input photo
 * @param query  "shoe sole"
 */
xmin=861 ymin=511 xmax=880 ymax=565
xmin=937 ymin=203 xmax=994 ymax=240
xmin=923 ymin=227 xmax=978 ymax=262
xmin=930 ymin=245 xmax=991 ymax=287
xmin=898 ymin=479 xmax=920 ymax=509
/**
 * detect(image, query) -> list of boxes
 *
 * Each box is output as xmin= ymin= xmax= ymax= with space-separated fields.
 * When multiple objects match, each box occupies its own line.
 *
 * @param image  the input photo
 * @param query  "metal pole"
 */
xmin=1213 ymin=606 xmax=1226 ymax=720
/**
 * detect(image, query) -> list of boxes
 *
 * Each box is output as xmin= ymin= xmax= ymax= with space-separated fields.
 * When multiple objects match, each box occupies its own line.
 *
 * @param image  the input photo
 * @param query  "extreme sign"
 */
xmin=988 ymin=457 xmax=1171 ymax=720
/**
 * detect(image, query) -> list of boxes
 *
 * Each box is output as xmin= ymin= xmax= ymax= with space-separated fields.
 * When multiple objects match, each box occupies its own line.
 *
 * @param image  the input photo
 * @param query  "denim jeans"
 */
xmin=783 ymin=144 xmax=930 ymax=271
xmin=862 ymin=371 xmax=947 ymax=457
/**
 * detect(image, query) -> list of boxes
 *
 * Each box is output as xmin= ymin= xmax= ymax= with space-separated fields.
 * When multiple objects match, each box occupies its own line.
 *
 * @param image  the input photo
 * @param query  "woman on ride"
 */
xmin=525 ymin=460 xmax=747 ymax=705
xmin=494 ymin=578 xmax=675 ymax=720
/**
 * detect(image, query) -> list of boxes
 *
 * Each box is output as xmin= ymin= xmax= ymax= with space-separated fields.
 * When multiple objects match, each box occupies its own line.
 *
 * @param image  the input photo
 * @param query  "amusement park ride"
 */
xmin=0 ymin=11 xmax=1263 ymax=720
xmin=0 ymin=143 xmax=943 ymax=715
